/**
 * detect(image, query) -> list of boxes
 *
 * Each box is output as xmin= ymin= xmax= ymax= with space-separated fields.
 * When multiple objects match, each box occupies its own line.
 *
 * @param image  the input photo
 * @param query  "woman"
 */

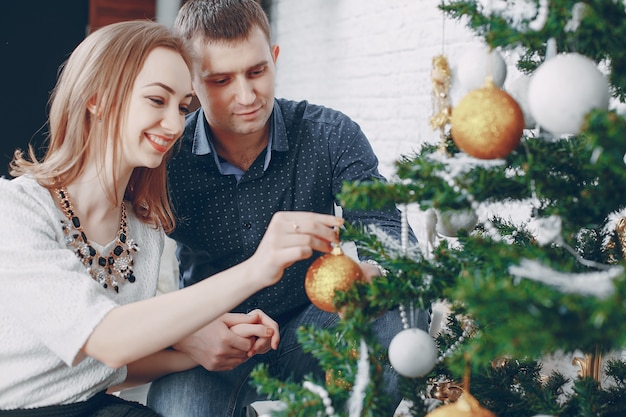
xmin=0 ymin=20 xmax=340 ymax=415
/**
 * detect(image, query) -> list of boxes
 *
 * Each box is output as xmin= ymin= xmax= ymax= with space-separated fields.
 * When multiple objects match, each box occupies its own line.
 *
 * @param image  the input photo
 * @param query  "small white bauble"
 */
xmin=436 ymin=209 xmax=479 ymax=237
xmin=455 ymin=45 xmax=507 ymax=90
xmin=527 ymin=53 xmax=610 ymax=136
xmin=507 ymin=74 xmax=537 ymax=129
xmin=388 ymin=328 xmax=438 ymax=378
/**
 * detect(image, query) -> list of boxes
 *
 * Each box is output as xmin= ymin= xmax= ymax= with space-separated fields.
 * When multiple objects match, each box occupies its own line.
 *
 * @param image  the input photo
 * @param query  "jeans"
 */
xmin=0 ymin=392 xmax=161 ymax=417
xmin=147 ymin=305 xmax=429 ymax=417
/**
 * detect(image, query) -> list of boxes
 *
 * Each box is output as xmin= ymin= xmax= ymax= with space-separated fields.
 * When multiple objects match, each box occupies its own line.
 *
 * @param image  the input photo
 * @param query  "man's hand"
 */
xmin=359 ymin=260 xmax=386 ymax=283
xmin=172 ymin=311 xmax=279 ymax=371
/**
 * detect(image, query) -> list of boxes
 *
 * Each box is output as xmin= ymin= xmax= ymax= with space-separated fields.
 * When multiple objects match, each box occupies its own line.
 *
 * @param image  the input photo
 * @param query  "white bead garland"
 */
xmin=437 ymin=170 xmax=502 ymax=242
xmin=401 ymin=206 xmax=409 ymax=255
xmin=303 ymin=381 xmax=337 ymax=417
xmin=398 ymin=303 xmax=472 ymax=364
xmin=397 ymin=177 xmax=476 ymax=370
xmin=399 ymin=303 xmax=411 ymax=330
xmin=436 ymin=322 xmax=471 ymax=363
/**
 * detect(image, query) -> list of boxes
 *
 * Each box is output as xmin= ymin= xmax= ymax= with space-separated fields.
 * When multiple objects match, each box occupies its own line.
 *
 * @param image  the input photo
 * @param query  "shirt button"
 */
xmin=242 ymin=222 xmax=252 ymax=229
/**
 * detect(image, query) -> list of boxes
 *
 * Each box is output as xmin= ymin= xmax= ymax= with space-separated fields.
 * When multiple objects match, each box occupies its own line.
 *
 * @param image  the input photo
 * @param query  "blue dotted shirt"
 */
xmin=167 ymin=98 xmax=409 ymax=322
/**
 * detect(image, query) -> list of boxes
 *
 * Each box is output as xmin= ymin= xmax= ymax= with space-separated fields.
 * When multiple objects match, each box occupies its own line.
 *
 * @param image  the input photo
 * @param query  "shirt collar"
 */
xmin=191 ymin=101 xmax=288 ymax=174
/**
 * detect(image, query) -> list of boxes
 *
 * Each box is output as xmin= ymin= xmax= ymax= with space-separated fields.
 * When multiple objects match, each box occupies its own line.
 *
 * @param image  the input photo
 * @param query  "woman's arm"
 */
xmin=82 ymin=211 xmax=342 ymax=369
xmin=107 ymin=349 xmax=198 ymax=392
xmin=110 ymin=310 xmax=279 ymax=390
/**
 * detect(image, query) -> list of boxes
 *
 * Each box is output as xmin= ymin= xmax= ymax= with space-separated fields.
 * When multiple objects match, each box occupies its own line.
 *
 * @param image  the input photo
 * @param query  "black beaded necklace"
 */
xmin=54 ymin=188 xmax=139 ymax=293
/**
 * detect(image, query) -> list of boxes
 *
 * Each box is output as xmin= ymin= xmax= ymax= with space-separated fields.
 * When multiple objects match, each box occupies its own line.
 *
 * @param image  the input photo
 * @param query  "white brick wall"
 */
xmin=269 ymin=0 xmax=478 ymax=178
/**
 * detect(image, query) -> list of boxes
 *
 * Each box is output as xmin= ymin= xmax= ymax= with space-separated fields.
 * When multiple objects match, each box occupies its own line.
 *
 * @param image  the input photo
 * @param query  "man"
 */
xmin=147 ymin=1 xmax=429 ymax=416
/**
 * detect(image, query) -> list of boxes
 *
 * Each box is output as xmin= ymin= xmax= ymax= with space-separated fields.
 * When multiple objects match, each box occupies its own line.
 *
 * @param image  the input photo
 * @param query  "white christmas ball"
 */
xmin=388 ymin=328 xmax=438 ymax=378
xmin=507 ymin=74 xmax=537 ymax=129
xmin=527 ymin=53 xmax=610 ymax=136
xmin=455 ymin=45 xmax=507 ymax=90
xmin=436 ymin=209 xmax=479 ymax=237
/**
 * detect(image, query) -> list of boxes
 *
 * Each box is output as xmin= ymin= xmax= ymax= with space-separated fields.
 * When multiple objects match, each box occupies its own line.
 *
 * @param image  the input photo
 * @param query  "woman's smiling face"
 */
xmin=121 ymin=46 xmax=193 ymax=170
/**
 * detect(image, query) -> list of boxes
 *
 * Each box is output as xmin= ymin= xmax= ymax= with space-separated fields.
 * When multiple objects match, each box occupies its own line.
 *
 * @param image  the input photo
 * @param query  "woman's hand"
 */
xmin=172 ymin=311 xmax=277 ymax=371
xmin=83 ymin=212 xmax=341 ymax=370
xmin=250 ymin=211 xmax=342 ymax=287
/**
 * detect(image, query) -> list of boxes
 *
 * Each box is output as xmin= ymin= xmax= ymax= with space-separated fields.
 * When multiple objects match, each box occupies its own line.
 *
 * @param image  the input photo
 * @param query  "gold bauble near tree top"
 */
xmin=305 ymin=245 xmax=363 ymax=313
xmin=451 ymin=78 xmax=524 ymax=160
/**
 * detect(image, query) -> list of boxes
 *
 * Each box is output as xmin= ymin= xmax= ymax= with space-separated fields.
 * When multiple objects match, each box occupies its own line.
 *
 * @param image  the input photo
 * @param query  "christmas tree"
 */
xmin=252 ymin=1 xmax=626 ymax=416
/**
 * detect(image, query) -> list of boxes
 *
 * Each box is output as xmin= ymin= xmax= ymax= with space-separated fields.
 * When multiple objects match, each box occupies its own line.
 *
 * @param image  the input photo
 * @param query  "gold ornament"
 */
xmin=451 ymin=78 xmax=524 ymax=160
xmin=426 ymin=393 xmax=496 ymax=417
xmin=572 ymin=345 xmax=603 ymax=382
xmin=617 ymin=217 xmax=626 ymax=259
xmin=305 ymin=245 xmax=363 ymax=313
xmin=430 ymin=55 xmax=453 ymax=133
xmin=427 ymin=353 xmax=495 ymax=417
xmin=430 ymin=380 xmax=464 ymax=404
xmin=606 ymin=216 xmax=626 ymax=262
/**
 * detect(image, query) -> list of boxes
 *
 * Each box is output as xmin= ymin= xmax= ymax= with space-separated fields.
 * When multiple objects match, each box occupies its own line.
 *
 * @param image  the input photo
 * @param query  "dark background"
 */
xmin=0 ymin=0 xmax=271 ymax=179
xmin=0 ymin=1 xmax=88 ymax=178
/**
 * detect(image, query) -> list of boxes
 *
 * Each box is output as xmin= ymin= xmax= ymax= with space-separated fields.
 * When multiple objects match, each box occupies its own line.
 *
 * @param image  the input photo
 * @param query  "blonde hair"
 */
xmin=10 ymin=20 xmax=193 ymax=233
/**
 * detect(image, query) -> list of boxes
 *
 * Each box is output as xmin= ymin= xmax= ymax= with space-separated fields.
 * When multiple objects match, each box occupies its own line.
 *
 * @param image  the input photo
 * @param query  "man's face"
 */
xmin=192 ymin=26 xmax=279 ymax=139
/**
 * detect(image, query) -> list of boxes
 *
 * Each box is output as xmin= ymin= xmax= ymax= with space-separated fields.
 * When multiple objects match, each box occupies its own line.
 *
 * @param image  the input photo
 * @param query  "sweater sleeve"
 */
xmin=0 ymin=178 xmax=118 ymax=366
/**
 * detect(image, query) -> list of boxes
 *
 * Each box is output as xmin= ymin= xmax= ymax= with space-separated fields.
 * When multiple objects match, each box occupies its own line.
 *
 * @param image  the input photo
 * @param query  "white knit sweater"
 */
xmin=0 ymin=176 xmax=164 ymax=409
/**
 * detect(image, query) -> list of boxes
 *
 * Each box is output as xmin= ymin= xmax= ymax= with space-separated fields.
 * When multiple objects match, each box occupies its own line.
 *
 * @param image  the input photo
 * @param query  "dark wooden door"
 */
xmin=89 ymin=0 xmax=156 ymax=32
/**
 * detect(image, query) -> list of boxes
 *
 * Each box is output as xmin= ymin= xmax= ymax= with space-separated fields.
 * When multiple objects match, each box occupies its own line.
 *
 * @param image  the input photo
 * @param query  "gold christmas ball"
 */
xmin=451 ymin=79 xmax=524 ymax=160
xmin=305 ymin=246 xmax=363 ymax=313
xmin=426 ymin=393 xmax=496 ymax=417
